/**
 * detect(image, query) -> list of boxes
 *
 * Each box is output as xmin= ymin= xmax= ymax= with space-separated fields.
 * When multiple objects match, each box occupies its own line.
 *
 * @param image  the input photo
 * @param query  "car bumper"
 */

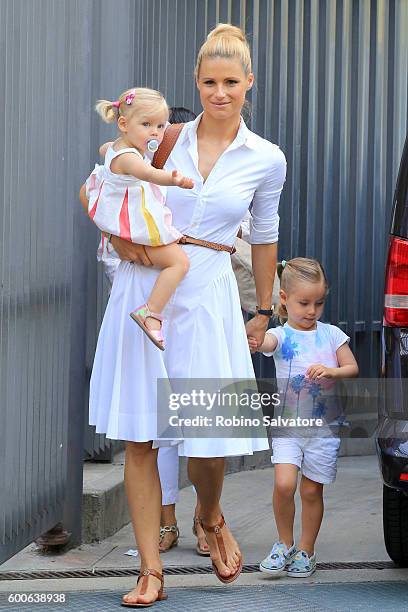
xmin=376 ymin=436 xmax=408 ymax=492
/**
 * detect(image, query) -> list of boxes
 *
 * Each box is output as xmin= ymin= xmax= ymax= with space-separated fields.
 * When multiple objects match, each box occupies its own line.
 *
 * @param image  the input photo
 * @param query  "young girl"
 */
xmin=86 ymin=87 xmax=194 ymax=350
xmin=248 ymin=258 xmax=358 ymax=578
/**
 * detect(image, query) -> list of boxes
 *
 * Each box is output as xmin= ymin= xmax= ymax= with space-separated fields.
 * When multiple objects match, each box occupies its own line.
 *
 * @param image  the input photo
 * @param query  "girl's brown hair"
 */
xmin=276 ymin=258 xmax=329 ymax=322
xmin=195 ymin=23 xmax=252 ymax=78
xmin=95 ymin=87 xmax=168 ymax=124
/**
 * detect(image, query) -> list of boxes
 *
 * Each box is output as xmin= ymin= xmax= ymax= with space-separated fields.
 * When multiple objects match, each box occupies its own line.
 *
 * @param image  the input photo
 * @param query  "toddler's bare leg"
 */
xmin=298 ymin=475 xmax=324 ymax=555
xmin=273 ymin=464 xmax=298 ymax=548
xmin=142 ymin=243 xmax=189 ymax=331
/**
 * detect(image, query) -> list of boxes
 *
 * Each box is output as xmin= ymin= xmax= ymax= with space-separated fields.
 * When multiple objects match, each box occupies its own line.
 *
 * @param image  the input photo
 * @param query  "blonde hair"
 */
xmin=195 ymin=23 xmax=252 ymax=78
xmin=95 ymin=87 xmax=169 ymax=124
xmin=276 ymin=258 xmax=329 ymax=322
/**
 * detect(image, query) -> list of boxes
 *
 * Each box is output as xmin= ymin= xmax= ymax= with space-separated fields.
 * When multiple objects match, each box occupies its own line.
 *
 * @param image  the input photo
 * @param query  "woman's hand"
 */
xmin=110 ymin=236 xmax=153 ymax=265
xmin=245 ymin=314 xmax=269 ymax=349
xmin=99 ymin=141 xmax=114 ymax=158
xmin=79 ymin=184 xmax=89 ymax=214
xmin=171 ymin=170 xmax=194 ymax=189
xmin=248 ymin=336 xmax=259 ymax=353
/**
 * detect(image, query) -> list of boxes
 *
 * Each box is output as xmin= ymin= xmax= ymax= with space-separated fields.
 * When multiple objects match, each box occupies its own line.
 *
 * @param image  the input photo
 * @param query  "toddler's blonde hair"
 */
xmin=195 ymin=23 xmax=252 ymax=78
xmin=95 ymin=87 xmax=168 ymax=124
xmin=276 ymin=258 xmax=329 ymax=322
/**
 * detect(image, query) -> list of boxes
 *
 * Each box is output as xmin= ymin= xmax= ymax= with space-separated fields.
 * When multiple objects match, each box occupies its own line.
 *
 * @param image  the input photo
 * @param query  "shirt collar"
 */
xmin=179 ymin=112 xmax=258 ymax=150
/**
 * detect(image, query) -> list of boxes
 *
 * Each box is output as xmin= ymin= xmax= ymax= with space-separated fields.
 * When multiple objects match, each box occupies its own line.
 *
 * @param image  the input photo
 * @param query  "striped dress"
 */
xmin=85 ymin=146 xmax=182 ymax=246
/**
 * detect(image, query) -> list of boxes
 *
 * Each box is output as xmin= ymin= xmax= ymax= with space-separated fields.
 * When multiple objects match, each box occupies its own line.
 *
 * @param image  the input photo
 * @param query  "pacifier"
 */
xmin=147 ymin=139 xmax=159 ymax=153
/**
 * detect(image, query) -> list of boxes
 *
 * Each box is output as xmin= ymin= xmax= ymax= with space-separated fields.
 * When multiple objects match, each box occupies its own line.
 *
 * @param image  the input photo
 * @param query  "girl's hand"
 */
xmin=306 ymin=364 xmax=335 ymax=380
xmin=171 ymin=170 xmax=194 ymax=190
xmin=248 ymin=336 xmax=258 ymax=353
xmin=110 ymin=236 xmax=153 ymax=266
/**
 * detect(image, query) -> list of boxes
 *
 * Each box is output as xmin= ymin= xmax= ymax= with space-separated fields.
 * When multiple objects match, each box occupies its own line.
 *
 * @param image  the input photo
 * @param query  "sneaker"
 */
xmin=259 ymin=541 xmax=297 ymax=575
xmin=286 ymin=549 xmax=317 ymax=577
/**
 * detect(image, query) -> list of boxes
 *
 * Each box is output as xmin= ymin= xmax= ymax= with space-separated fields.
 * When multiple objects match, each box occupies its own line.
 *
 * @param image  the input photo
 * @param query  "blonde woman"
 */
xmin=81 ymin=23 xmax=286 ymax=607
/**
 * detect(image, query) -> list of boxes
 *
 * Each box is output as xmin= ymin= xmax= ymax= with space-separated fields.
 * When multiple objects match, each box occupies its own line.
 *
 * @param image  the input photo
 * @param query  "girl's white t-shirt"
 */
xmin=263 ymin=321 xmax=350 ymax=422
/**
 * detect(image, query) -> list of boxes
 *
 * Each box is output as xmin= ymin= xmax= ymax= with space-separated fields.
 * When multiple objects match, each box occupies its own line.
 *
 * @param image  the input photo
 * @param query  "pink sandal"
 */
xmin=129 ymin=304 xmax=165 ymax=351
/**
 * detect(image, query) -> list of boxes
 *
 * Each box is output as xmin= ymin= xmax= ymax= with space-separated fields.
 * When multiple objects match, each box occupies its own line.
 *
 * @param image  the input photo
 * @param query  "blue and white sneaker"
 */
xmin=286 ymin=549 xmax=317 ymax=577
xmin=259 ymin=541 xmax=297 ymax=575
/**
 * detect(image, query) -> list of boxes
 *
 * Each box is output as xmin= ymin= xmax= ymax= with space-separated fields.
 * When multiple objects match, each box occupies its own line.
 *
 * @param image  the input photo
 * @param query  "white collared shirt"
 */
xmin=164 ymin=113 xmax=286 ymax=246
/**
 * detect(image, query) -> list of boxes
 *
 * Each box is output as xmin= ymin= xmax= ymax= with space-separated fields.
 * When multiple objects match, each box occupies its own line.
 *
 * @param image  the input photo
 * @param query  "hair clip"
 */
xmin=125 ymin=89 xmax=136 ymax=105
xmin=281 ymin=260 xmax=286 ymax=268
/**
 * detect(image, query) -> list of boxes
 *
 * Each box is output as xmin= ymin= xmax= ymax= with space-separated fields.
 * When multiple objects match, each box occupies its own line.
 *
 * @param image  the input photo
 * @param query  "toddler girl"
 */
xmin=86 ymin=87 xmax=194 ymax=350
xmin=248 ymin=258 xmax=358 ymax=577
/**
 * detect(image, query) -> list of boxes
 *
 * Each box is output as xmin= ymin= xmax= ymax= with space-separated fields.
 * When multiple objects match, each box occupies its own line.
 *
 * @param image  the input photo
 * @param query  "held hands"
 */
xmin=171 ymin=170 xmax=194 ymax=190
xmin=248 ymin=336 xmax=259 ymax=354
xmin=245 ymin=315 xmax=269 ymax=351
xmin=306 ymin=364 xmax=336 ymax=380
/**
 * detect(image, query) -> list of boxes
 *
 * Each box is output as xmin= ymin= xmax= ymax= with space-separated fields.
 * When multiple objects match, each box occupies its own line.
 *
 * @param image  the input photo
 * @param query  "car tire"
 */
xmin=383 ymin=484 xmax=408 ymax=566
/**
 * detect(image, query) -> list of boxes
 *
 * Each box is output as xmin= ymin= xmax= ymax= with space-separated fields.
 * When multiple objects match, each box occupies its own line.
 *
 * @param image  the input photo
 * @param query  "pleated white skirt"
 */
xmin=89 ymin=244 xmax=269 ymax=457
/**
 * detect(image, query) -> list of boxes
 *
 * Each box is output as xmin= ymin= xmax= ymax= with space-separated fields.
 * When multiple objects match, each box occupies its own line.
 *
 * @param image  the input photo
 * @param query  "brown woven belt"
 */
xmin=178 ymin=235 xmax=236 ymax=255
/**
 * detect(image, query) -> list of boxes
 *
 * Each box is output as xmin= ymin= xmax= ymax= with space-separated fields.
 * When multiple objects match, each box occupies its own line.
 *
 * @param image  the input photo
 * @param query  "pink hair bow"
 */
xmin=125 ymin=89 xmax=136 ymax=105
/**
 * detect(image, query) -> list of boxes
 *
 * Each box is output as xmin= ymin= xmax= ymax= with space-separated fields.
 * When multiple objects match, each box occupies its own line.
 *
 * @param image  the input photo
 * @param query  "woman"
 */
xmin=81 ymin=24 xmax=286 ymax=607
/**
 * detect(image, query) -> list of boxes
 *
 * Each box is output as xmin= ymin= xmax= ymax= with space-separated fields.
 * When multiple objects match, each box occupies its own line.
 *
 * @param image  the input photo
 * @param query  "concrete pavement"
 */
xmin=2 ymin=455 xmax=408 ymax=610
xmin=0 ymin=455 xmax=392 ymax=574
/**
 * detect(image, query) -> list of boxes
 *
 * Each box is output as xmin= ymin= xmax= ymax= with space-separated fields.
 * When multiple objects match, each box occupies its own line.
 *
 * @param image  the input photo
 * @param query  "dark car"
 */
xmin=376 ymin=134 xmax=408 ymax=565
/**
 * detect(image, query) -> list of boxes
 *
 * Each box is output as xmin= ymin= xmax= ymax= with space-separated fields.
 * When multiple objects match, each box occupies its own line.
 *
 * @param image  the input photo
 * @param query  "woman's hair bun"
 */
xmin=195 ymin=22 xmax=252 ymax=78
xmin=207 ymin=23 xmax=246 ymax=43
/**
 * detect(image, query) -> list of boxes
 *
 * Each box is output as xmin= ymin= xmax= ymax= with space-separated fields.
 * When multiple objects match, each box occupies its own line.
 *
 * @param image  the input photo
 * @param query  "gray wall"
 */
xmin=131 ymin=0 xmax=408 ymax=376
xmin=0 ymin=0 xmax=407 ymax=562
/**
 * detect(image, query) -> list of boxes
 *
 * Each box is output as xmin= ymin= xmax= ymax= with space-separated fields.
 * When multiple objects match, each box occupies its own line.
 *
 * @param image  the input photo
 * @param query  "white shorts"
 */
xmin=271 ymin=437 xmax=341 ymax=484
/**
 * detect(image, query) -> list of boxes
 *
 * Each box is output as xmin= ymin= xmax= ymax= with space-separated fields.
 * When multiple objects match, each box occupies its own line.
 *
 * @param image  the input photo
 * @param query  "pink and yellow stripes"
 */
xmin=140 ymin=185 xmax=162 ymax=246
xmin=89 ymin=179 xmax=105 ymax=220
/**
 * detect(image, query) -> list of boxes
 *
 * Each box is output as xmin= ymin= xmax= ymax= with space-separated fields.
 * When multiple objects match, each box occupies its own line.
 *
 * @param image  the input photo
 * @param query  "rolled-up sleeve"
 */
xmin=249 ymin=147 xmax=287 ymax=244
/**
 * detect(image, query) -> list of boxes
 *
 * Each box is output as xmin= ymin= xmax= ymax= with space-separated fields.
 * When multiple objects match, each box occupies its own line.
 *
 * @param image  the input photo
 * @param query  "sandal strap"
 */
xmin=150 ymin=329 xmax=164 ymax=342
xmin=136 ymin=302 xmax=163 ymax=322
xmin=192 ymin=515 xmax=200 ymax=536
xmin=159 ymin=525 xmax=179 ymax=541
xmin=200 ymin=514 xmax=225 ymax=534
xmin=137 ymin=569 xmax=164 ymax=596
xmin=200 ymin=515 xmax=227 ymax=565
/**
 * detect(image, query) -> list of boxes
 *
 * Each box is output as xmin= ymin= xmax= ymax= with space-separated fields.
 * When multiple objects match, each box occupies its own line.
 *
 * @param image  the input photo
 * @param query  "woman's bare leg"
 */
xmin=188 ymin=457 xmax=240 ymax=578
xmin=161 ymin=503 xmax=177 ymax=525
xmin=122 ymin=442 xmax=163 ymax=606
xmin=159 ymin=503 xmax=178 ymax=552
xmin=273 ymin=464 xmax=298 ymax=548
xmin=141 ymin=243 xmax=189 ymax=331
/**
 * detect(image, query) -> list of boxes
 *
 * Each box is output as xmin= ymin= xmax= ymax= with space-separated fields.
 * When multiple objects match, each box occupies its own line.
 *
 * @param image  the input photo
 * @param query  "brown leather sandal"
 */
xmin=121 ymin=568 xmax=168 ymax=608
xmin=192 ymin=516 xmax=210 ymax=556
xmin=200 ymin=515 xmax=243 ymax=584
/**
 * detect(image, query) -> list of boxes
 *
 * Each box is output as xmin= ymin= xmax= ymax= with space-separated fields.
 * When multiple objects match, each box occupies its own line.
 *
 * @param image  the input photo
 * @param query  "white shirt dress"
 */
xmin=89 ymin=114 xmax=287 ymax=457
